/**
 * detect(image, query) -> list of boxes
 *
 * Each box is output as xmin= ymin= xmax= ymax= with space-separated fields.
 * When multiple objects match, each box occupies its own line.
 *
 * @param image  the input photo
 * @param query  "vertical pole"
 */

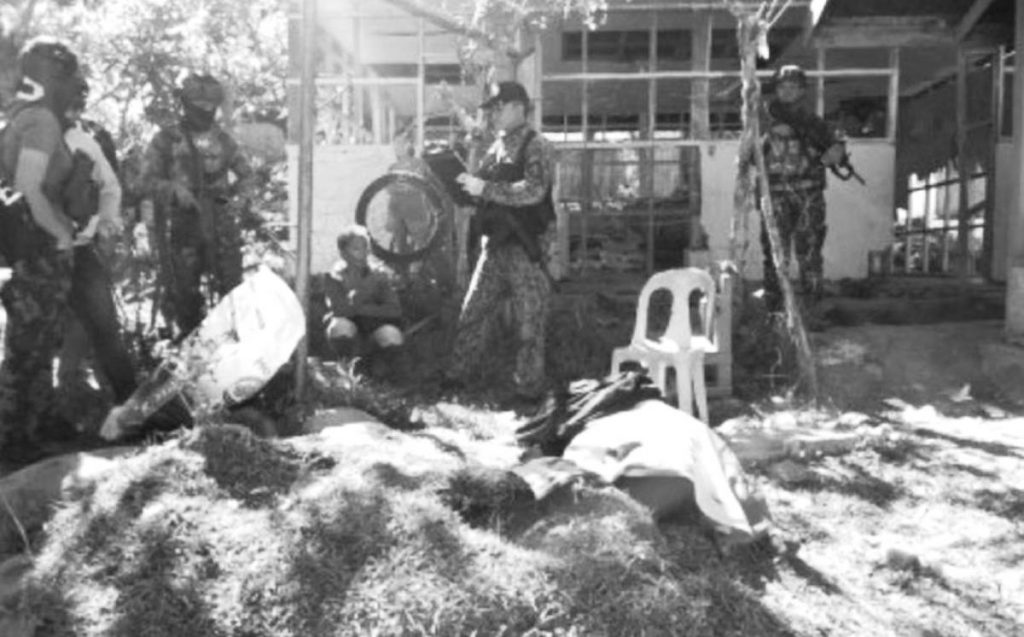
xmin=416 ymin=18 xmax=426 ymax=157
xmin=815 ymin=47 xmax=825 ymax=118
xmin=646 ymin=12 xmax=657 ymax=275
xmin=956 ymin=47 xmax=970 ymax=278
xmin=691 ymin=11 xmax=712 ymax=139
xmin=353 ymin=17 xmax=364 ymax=141
xmin=294 ymin=0 xmax=317 ymax=399
xmin=984 ymin=47 xmax=1000 ymax=278
xmin=581 ymin=25 xmax=590 ymax=273
xmin=1006 ymin=0 xmax=1024 ymax=341
xmin=888 ymin=48 xmax=900 ymax=143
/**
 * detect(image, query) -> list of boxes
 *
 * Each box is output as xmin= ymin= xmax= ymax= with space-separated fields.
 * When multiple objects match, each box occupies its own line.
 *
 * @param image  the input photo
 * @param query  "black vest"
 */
xmin=476 ymin=128 xmax=554 ymax=258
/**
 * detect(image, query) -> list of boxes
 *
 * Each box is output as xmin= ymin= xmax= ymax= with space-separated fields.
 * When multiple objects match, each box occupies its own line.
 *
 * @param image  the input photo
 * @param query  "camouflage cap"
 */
xmin=772 ymin=64 xmax=807 ymax=88
xmin=480 ymin=81 xmax=530 ymax=109
xmin=180 ymin=74 xmax=225 ymax=111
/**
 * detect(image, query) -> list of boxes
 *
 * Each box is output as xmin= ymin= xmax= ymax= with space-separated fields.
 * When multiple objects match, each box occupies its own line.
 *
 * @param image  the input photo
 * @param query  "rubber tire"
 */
xmin=354 ymin=170 xmax=449 ymax=265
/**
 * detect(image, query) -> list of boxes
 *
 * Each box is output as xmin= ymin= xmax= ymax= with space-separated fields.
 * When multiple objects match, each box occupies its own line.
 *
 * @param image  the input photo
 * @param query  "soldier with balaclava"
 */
xmin=141 ymin=73 xmax=255 ymax=337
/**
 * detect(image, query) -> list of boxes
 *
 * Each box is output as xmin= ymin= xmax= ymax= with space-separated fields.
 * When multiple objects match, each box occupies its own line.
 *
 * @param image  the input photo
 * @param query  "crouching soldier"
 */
xmin=323 ymin=225 xmax=405 ymax=379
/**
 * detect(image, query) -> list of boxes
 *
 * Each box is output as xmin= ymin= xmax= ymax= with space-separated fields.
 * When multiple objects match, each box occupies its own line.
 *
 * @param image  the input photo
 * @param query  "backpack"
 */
xmin=62 ymin=148 xmax=99 ymax=225
xmin=0 ymin=112 xmax=49 ymax=264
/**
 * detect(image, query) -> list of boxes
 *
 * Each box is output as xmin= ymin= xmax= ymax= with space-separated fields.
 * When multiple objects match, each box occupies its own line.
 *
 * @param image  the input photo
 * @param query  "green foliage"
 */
xmin=4 ymin=0 xmax=286 ymax=152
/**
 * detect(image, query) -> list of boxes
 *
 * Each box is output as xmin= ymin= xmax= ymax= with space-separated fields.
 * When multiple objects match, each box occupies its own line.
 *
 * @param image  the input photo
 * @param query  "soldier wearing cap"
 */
xmin=445 ymin=81 xmax=556 ymax=403
xmin=141 ymin=73 xmax=255 ymax=336
xmin=760 ymin=64 xmax=846 ymax=311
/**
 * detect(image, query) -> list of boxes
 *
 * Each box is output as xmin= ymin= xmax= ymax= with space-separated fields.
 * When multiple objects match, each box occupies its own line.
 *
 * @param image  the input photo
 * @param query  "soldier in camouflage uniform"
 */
xmin=444 ymin=82 xmax=555 ymax=403
xmin=0 ymin=38 xmax=82 ymax=459
xmin=142 ymin=73 xmax=255 ymax=337
xmin=761 ymin=65 xmax=846 ymax=311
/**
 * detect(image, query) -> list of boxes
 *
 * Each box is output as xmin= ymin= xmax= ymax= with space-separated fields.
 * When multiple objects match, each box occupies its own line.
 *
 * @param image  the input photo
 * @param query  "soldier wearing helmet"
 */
xmin=0 ymin=37 xmax=84 ymax=460
xmin=141 ymin=73 xmax=255 ymax=336
xmin=759 ymin=63 xmax=847 ymax=312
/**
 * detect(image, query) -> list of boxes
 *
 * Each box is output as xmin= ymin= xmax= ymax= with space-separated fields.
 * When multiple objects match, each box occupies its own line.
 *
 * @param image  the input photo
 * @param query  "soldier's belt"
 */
xmin=769 ymin=178 xmax=822 ymax=193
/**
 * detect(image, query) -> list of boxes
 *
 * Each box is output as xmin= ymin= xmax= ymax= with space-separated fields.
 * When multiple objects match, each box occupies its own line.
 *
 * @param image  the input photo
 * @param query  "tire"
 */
xmin=354 ymin=170 xmax=449 ymax=265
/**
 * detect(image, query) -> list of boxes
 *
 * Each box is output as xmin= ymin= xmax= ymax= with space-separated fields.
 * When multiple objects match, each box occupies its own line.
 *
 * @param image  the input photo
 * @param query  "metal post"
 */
xmin=1006 ymin=0 xmax=1024 ymax=341
xmin=956 ymin=47 xmax=970 ymax=278
xmin=294 ymin=0 xmax=317 ymax=399
xmin=416 ymin=18 xmax=426 ymax=157
xmin=646 ymin=12 xmax=657 ymax=275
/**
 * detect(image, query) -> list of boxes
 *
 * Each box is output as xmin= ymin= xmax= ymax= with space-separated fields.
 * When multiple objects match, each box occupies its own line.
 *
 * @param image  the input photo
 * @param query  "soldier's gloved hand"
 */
xmin=172 ymin=183 xmax=199 ymax=210
xmin=821 ymin=143 xmax=846 ymax=167
xmin=456 ymin=173 xmax=486 ymax=197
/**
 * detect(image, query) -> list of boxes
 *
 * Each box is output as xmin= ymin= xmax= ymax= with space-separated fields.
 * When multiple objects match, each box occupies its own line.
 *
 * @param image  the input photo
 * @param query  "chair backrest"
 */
xmin=630 ymin=267 xmax=716 ymax=348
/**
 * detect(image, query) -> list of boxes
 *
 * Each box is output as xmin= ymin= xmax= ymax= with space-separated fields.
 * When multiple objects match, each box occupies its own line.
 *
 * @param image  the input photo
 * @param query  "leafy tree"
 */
xmin=1 ymin=0 xmax=286 ymax=154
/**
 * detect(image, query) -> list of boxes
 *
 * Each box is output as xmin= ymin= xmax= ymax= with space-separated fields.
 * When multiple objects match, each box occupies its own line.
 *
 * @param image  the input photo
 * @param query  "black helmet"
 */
xmin=772 ymin=64 xmax=807 ymax=88
xmin=179 ymin=74 xmax=225 ymax=111
xmin=18 ymin=37 xmax=79 ymax=89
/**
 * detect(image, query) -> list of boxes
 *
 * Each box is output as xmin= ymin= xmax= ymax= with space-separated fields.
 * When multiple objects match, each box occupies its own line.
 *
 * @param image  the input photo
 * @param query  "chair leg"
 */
xmin=611 ymin=351 xmax=625 ymax=375
xmin=691 ymin=355 xmax=709 ymax=423
xmin=672 ymin=360 xmax=694 ymax=416
xmin=651 ymin=361 xmax=669 ymax=402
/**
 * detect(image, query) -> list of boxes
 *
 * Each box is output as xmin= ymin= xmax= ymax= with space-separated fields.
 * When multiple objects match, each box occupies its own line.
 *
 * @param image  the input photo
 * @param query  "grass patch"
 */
xmin=18 ymin=424 xmax=795 ymax=636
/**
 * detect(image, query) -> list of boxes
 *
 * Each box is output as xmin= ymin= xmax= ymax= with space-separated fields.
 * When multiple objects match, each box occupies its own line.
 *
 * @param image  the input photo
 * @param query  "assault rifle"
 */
xmin=767 ymin=101 xmax=866 ymax=185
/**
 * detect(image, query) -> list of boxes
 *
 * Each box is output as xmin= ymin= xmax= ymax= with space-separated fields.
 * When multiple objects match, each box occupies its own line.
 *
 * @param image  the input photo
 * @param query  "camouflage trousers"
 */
xmin=162 ymin=212 xmax=243 ymax=336
xmin=0 ymin=251 xmax=72 ymax=447
xmin=761 ymin=186 xmax=827 ymax=311
xmin=448 ymin=242 xmax=550 ymax=397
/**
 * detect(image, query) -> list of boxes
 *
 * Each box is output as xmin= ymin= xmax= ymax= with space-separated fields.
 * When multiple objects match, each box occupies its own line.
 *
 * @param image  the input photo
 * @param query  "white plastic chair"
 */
xmin=610 ymin=268 xmax=718 ymax=422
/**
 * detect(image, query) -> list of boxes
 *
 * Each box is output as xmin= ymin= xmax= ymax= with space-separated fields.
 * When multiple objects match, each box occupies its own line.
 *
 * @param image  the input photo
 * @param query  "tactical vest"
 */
xmin=476 ymin=128 xmax=554 ymax=258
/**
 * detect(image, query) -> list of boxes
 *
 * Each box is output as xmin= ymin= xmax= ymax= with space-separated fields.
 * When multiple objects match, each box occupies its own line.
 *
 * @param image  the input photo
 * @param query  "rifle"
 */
xmin=766 ymin=101 xmax=866 ymax=185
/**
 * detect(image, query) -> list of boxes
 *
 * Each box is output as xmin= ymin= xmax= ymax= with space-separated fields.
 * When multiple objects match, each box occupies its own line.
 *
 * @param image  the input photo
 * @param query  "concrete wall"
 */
xmin=993 ymin=140 xmax=1014 ymax=282
xmin=699 ymin=139 xmax=895 ymax=280
xmin=287 ymin=144 xmax=395 ymax=275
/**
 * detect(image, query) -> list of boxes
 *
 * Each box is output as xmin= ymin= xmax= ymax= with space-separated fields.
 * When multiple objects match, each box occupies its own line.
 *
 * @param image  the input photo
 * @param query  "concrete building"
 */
xmin=287 ymin=0 xmax=1019 ymax=292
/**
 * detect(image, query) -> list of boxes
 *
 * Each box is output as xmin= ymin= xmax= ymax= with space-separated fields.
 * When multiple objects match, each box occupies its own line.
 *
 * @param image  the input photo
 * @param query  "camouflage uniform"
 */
xmin=143 ymin=118 xmax=254 ymax=335
xmin=447 ymin=123 xmax=555 ymax=398
xmin=761 ymin=102 xmax=837 ymax=310
xmin=0 ymin=254 xmax=72 ymax=446
xmin=0 ymin=95 xmax=77 ymax=450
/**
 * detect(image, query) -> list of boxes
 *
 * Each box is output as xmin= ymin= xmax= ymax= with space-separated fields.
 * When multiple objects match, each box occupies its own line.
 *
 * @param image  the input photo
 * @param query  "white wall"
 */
xmin=700 ymin=140 xmax=895 ymax=280
xmin=287 ymin=144 xmax=395 ymax=275
xmin=993 ymin=140 xmax=1014 ymax=282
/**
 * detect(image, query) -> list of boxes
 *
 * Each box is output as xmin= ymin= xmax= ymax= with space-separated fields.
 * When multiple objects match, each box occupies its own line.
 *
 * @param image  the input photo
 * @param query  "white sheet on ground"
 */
xmin=562 ymin=399 xmax=764 ymax=537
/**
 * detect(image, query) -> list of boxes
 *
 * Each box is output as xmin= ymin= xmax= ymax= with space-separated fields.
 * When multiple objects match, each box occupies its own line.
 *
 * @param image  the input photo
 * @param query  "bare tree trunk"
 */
xmin=728 ymin=3 xmax=818 ymax=397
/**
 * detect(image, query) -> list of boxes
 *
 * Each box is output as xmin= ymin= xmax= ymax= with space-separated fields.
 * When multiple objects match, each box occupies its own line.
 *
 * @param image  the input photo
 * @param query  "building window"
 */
xmin=711 ymin=27 xmax=802 ymax=64
xmin=563 ymin=30 xmax=692 ymax=63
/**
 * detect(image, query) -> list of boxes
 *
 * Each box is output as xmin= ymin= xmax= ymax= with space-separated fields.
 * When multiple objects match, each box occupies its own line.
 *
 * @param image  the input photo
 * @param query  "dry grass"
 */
xmin=10 ymin=290 xmax=1024 ymax=636
xmin=17 ymin=423 xmax=791 ymax=637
